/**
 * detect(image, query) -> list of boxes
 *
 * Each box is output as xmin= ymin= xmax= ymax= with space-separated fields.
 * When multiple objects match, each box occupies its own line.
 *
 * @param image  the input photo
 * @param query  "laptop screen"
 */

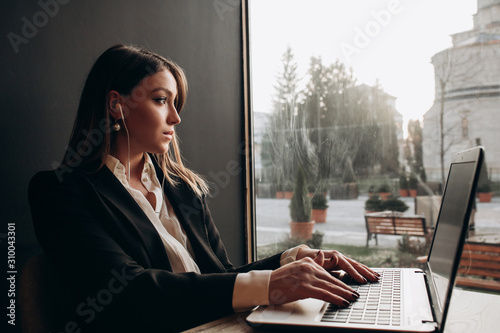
xmin=428 ymin=161 xmax=476 ymax=301
xmin=426 ymin=147 xmax=483 ymax=329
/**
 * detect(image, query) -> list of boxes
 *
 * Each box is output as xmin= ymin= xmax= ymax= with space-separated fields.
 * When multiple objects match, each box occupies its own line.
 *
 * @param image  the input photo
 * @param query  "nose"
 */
xmin=167 ymin=105 xmax=181 ymax=125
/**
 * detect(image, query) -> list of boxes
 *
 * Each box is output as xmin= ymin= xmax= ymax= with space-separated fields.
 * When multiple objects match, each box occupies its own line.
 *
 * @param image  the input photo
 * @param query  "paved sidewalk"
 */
xmin=256 ymin=196 xmax=500 ymax=248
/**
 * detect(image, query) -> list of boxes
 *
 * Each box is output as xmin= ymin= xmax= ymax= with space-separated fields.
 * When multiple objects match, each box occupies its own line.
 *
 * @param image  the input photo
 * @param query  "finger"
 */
xmin=314 ymin=250 xmax=325 ymax=267
xmin=330 ymin=270 xmax=343 ymax=280
xmin=309 ymin=286 xmax=352 ymax=308
xmin=311 ymin=265 xmax=358 ymax=296
xmin=319 ymin=251 xmax=377 ymax=283
xmin=338 ymin=256 xmax=378 ymax=283
xmin=327 ymin=274 xmax=358 ymax=296
xmin=319 ymin=280 xmax=359 ymax=302
xmin=344 ymin=257 xmax=380 ymax=282
xmin=322 ymin=252 xmax=339 ymax=270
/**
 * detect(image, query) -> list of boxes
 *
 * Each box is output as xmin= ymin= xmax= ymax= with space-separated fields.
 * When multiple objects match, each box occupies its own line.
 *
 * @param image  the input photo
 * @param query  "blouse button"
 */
xmin=142 ymin=177 xmax=149 ymax=182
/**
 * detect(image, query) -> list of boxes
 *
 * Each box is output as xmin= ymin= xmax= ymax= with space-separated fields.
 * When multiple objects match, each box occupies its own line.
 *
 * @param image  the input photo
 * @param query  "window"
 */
xmin=248 ymin=0 xmax=500 ymax=271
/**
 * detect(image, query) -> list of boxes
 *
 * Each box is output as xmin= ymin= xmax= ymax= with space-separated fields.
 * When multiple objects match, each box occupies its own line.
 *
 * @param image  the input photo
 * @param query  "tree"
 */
xmin=263 ymin=46 xmax=299 ymax=188
xmin=264 ymin=46 xmax=317 ymax=188
xmin=407 ymin=119 xmax=426 ymax=182
xmin=304 ymin=58 xmax=371 ymax=181
xmin=352 ymin=82 xmax=399 ymax=176
xmin=303 ymin=56 xmax=332 ymax=181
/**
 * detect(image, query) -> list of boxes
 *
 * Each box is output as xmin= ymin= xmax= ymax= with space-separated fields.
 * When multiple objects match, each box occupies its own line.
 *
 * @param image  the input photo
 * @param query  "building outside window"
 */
xmin=462 ymin=116 xmax=469 ymax=139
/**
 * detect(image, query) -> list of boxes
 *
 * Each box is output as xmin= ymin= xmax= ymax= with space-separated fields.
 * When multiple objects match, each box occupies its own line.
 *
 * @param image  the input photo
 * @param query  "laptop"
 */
xmin=247 ymin=146 xmax=485 ymax=332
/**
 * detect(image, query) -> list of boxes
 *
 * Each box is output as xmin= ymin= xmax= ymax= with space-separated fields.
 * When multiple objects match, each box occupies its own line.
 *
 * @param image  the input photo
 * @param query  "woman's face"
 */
xmin=120 ymin=69 xmax=181 ymax=155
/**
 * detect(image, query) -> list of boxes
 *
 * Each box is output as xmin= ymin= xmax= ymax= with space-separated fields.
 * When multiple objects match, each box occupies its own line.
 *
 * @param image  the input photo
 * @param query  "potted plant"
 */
xmin=342 ymin=162 xmax=359 ymax=199
xmin=399 ymin=174 xmax=409 ymax=197
xmin=477 ymin=182 xmax=493 ymax=202
xmin=381 ymin=195 xmax=409 ymax=213
xmin=311 ymin=193 xmax=329 ymax=223
xmin=408 ymin=175 xmax=418 ymax=197
xmin=307 ymin=184 xmax=316 ymax=197
xmin=365 ymin=195 xmax=383 ymax=213
xmin=378 ymin=184 xmax=391 ymax=200
xmin=284 ymin=181 xmax=294 ymax=199
xmin=275 ymin=183 xmax=284 ymax=199
xmin=367 ymin=185 xmax=376 ymax=197
xmin=289 ymin=167 xmax=314 ymax=240
xmin=320 ymin=183 xmax=329 ymax=197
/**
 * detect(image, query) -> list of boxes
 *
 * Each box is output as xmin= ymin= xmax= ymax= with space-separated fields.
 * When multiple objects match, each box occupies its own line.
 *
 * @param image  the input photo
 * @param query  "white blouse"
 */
xmin=105 ymin=154 xmax=304 ymax=311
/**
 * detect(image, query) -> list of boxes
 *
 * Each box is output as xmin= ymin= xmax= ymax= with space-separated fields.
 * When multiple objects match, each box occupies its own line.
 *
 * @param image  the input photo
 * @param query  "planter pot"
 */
xmin=365 ymin=210 xmax=383 ymax=214
xmin=399 ymin=189 xmax=409 ymax=197
xmin=311 ymin=209 xmax=327 ymax=223
xmin=379 ymin=192 xmax=391 ymax=200
xmin=478 ymin=192 xmax=492 ymax=203
xmin=275 ymin=191 xmax=284 ymax=199
xmin=409 ymin=189 xmax=417 ymax=197
xmin=289 ymin=221 xmax=315 ymax=240
xmin=284 ymin=191 xmax=294 ymax=199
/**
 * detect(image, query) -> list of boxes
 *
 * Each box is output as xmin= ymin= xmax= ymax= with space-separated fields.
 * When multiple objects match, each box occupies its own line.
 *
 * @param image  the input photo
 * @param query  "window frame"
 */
xmin=242 ymin=0 xmax=257 ymax=263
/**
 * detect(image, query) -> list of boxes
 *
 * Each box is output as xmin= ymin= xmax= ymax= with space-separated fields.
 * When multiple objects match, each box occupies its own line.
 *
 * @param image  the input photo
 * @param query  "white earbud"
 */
xmin=116 ymin=103 xmax=124 ymax=119
xmin=114 ymin=102 xmax=131 ymax=183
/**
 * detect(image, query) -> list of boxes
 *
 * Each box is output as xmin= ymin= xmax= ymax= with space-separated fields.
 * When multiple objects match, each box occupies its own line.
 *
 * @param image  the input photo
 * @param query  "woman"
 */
xmin=28 ymin=44 xmax=378 ymax=332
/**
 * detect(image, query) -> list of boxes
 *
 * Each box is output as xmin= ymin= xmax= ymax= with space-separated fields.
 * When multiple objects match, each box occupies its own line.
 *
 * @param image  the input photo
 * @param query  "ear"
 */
xmin=107 ymin=90 xmax=123 ymax=120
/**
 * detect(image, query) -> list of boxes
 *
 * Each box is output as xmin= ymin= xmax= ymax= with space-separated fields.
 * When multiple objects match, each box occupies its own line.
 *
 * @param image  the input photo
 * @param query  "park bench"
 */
xmin=455 ymin=242 xmax=500 ymax=292
xmin=364 ymin=211 xmax=430 ymax=247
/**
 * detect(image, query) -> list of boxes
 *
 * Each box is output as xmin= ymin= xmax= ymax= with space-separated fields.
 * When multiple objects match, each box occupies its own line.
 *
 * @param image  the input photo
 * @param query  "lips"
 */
xmin=163 ymin=130 xmax=174 ymax=139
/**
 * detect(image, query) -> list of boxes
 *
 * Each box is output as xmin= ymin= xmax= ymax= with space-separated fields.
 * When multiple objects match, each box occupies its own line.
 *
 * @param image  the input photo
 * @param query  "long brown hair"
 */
xmin=62 ymin=44 xmax=209 ymax=197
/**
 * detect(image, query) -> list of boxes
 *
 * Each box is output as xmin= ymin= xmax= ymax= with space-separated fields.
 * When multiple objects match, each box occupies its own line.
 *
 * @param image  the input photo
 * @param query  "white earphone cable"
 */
xmin=118 ymin=105 xmax=131 ymax=184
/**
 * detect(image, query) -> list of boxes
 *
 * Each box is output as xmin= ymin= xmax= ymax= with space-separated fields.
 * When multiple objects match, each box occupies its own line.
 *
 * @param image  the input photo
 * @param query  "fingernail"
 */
xmin=343 ymin=300 xmax=350 ymax=307
xmin=363 ymin=277 xmax=368 ymax=283
xmin=316 ymin=251 xmax=321 ymax=257
xmin=330 ymin=256 xmax=335 ymax=261
xmin=352 ymin=293 xmax=359 ymax=299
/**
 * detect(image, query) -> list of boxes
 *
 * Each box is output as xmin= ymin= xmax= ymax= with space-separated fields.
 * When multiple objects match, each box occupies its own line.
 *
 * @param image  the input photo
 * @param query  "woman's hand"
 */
xmin=296 ymin=247 xmax=380 ymax=284
xmin=269 ymin=252 xmax=361 ymax=307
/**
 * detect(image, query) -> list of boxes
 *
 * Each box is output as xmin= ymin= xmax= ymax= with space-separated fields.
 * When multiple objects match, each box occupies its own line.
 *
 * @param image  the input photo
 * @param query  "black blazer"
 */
xmin=28 ymin=161 xmax=281 ymax=332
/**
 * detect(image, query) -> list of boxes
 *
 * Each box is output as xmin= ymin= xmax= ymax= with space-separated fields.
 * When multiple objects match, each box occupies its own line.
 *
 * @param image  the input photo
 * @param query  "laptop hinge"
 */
xmin=422 ymin=320 xmax=438 ymax=327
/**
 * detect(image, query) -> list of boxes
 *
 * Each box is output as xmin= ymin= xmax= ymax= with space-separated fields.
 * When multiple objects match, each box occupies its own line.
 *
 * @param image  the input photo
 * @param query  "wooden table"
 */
xmin=184 ymin=288 xmax=500 ymax=333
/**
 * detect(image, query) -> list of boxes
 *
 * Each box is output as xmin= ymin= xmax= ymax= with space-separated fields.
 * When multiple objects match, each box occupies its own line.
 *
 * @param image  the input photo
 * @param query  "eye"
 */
xmin=153 ymin=97 xmax=168 ymax=105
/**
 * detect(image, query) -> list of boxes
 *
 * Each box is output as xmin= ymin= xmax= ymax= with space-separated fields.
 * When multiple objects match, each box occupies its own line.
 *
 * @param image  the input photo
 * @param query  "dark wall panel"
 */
xmin=0 ymin=0 xmax=246 ymax=273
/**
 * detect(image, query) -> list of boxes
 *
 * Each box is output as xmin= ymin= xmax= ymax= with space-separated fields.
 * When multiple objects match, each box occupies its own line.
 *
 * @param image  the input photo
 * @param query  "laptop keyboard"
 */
xmin=321 ymin=270 xmax=402 ymax=326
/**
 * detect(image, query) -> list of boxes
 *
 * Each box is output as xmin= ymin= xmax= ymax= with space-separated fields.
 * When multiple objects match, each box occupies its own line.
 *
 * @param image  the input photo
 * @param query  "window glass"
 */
xmin=249 ymin=0 xmax=500 ymax=277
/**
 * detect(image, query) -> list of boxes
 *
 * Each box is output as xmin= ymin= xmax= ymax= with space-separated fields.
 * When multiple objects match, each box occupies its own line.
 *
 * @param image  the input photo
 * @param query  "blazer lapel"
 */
xmin=152 ymin=162 xmax=227 ymax=273
xmin=90 ymin=167 xmax=172 ymax=271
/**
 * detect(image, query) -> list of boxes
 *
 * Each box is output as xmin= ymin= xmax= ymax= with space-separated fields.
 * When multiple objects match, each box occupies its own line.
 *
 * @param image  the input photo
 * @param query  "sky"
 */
xmin=249 ymin=0 xmax=478 ymax=132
